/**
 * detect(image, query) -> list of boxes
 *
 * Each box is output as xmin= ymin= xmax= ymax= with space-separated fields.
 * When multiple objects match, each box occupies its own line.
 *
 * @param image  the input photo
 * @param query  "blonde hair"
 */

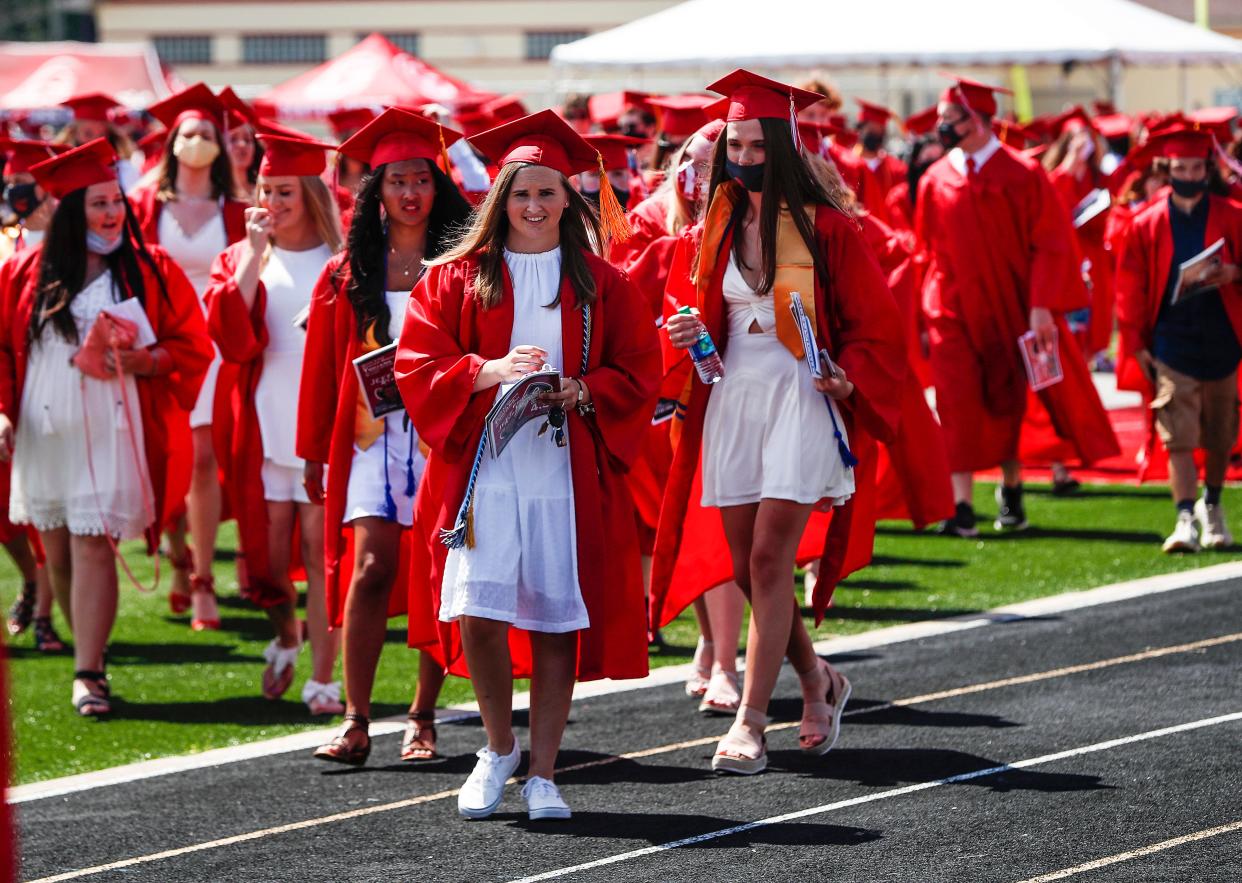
xmin=430 ymin=162 xmax=602 ymax=311
xmin=254 ymin=175 xmax=343 ymax=264
xmin=653 ymin=138 xmax=697 ymax=237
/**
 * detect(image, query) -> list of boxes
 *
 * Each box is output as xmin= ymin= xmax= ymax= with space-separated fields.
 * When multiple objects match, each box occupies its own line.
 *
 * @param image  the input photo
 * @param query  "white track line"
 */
xmin=19 ymin=634 xmax=1242 ymax=883
xmin=13 ymin=560 xmax=1241 ymax=804
xmin=1016 ymin=820 xmax=1242 ymax=882
xmin=505 ymin=712 xmax=1242 ymax=883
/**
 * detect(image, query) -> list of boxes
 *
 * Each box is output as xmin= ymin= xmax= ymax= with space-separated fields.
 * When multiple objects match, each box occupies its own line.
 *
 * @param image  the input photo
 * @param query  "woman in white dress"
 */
xmin=132 ymin=84 xmax=251 ymax=630
xmin=302 ymin=109 xmax=473 ymax=765
xmin=205 ymin=134 xmax=344 ymax=713
xmin=662 ymin=71 xmax=906 ymax=774
xmin=397 ymin=111 xmax=660 ymax=820
xmin=0 ymin=139 xmax=212 ymax=715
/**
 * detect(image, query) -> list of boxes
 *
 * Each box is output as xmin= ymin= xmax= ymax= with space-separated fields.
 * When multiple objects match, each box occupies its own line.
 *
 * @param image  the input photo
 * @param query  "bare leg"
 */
xmin=704 ymin=581 xmax=744 ymax=674
xmin=527 ymin=630 xmax=578 ymax=781
xmin=408 ymin=651 xmax=447 ymax=715
xmin=1000 ymin=460 xmax=1022 ymax=488
xmin=188 ymin=427 xmax=221 ymax=623
xmin=165 ymin=518 xmax=192 ymax=603
xmin=950 ymin=471 xmax=974 ymax=505
xmin=1204 ymin=449 xmax=1228 ymax=490
xmin=264 ymin=501 xmax=300 ymax=647
xmin=1168 ymin=450 xmax=1198 ymax=503
xmin=340 ymin=517 xmax=401 ymax=719
xmin=459 ymin=615 xmax=515 ymax=755
xmin=39 ymin=527 xmax=73 ymax=630
xmin=69 ymin=534 xmax=118 ymax=673
xmin=691 ymin=596 xmax=713 ymax=645
xmin=298 ymin=501 xmax=337 ymax=684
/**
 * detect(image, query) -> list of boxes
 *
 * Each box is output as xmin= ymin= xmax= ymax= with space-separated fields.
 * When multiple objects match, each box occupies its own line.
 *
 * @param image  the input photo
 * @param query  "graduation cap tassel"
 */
xmin=404 ymin=428 xmax=417 ymax=498
xmin=824 ymin=399 xmax=859 ymax=469
xmin=437 ymin=124 xmax=453 ymax=177
xmin=380 ymin=418 xmax=398 ymax=522
xmin=594 ymin=151 xmax=632 ymax=243
xmin=441 ymin=432 xmax=488 ymax=550
xmin=790 ymin=93 xmax=804 ymax=154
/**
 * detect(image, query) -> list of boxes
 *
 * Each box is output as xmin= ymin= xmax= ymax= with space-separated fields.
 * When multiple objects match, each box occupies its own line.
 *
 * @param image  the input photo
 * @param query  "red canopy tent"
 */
xmin=0 ymin=41 xmax=176 ymax=110
xmin=257 ymin=33 xmax=494 ymax=119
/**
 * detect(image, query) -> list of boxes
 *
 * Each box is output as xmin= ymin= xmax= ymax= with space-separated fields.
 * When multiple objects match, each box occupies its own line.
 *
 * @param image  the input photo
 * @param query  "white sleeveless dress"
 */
xmin=10 ymin=272 xmax=154 ymax=538
xmin=439 ymin=247 xmax=588 ymax=633
xmin=700 ymin=252 xmax=854 ymax=508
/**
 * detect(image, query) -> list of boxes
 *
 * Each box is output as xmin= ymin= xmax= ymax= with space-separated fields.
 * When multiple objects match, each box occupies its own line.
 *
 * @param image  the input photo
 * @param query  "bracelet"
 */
xmin=574 ymin=377 xmax=595 ymax=416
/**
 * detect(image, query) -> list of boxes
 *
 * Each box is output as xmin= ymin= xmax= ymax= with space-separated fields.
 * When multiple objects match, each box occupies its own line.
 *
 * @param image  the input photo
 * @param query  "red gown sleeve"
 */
xmin=1028 ymin=166 xmax=1088 ymax=313
xmin=297 ymin=260 xmax=344 ymax=464
xmin=1114 ymin=211 xmax=1156 ymax=393
xmin=584 ymin=263 xmax=662 ymax=472
xmin=395 ymin=261 xmax=489 ymax=461
xmin=0 ymin=253 xmax=34 ymax=420
xmin=204 ymin=244 xmax=269 ymax=364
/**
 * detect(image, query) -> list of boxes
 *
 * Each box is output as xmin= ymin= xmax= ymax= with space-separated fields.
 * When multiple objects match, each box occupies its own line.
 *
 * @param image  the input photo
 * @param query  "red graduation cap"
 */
xmin=0 ymin=138 xmax=67 ymax=175
xmin=991 ymin=119 xmax=1033 ymax=149
xmin=327 ymin=107 xmax=377 ymax=140
xmin=647 ymin=94 xmax=719 ymax=140
xmin=1052 ymin=105 xmax=1095 ymax=136
xmin=60 ymin=93 xmax=120 ymax=123
xmin=855 ymin=98 xmax=895 ymax=129
xmin=1093 ymin=100 xmax=1118 ymax=116
xmin=255 ymin=118 xmax=314 ymax=140
xmin=256 ymin=134 xmax=335 ymax=177
xmin=137 ymin=127 xmax=168 ymax=154
xmin=904 ymin=106 xmax=939 ymax=137
xmin=29 ymin=137 xmax=117 ymax=198
xmin=939 ymin=74 xmax=1013 ymax=118
xmin=480 ymin=94 xmax=527 ymax=127
xmin=338 ymin=106 xmax=461 ymax=169
xmin=1159 ymin=124 xmax=1214 ymax=159
xmin=583 ymin=134 xmax=647 ymax=171
xmin=218 ymin=86 xmax=259 ymax=130
xmin=148 ymin=83 xmax=225 ymax=132
xmin=469 ymin=108 xmax=600 ymax=178
xmin=707 ymin=69 xmax=823 ymax=122
xmin=1094 ymin=113 xmax=1133 ymax=140
xmin=587 ymin=91 xmax=654 ymax=128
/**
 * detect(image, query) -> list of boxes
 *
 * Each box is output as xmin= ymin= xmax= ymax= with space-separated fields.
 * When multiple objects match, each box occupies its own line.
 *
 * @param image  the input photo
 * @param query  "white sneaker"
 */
xmin=1195 ymin=498 xmax=1233 ymax=549
xmin=521 ymin=776 xmax=571 ymax=820
xmin=1162 ymin=510 xmax=1201 ymax=553
xmin=458 ymin=741 xmax=521 ymax=819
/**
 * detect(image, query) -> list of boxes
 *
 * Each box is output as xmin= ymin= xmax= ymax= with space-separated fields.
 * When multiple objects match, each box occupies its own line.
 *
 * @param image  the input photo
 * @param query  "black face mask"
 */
xmin=582 ymin=188 xmax=630 ymax=209
xmin=861 ymin=131 xmax=885 ymax=153
xmin=619 ymin=123 xmax=644 ymax=140
xmin=1171 ymin=177 xmax=1209 ymax=199
xmin=937 ymin=121 xmax=966 ymax=150
xmin=725 ymin=159 xmax=765 ymax=192
xmin=3 ymin=182 xmax=41 ymax=219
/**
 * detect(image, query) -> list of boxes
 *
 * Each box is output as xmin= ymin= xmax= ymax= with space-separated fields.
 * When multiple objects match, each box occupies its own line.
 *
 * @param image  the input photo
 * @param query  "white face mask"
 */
xmin=86 ymin=230 xmax=123 ymax=255
xmin=174 ymin=135 xmax=221 ymax=169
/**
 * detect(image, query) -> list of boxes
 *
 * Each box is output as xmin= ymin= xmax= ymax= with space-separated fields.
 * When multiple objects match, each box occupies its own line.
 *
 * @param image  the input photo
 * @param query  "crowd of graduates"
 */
xmin=1 ymin=67 xmax=1241 ymax=822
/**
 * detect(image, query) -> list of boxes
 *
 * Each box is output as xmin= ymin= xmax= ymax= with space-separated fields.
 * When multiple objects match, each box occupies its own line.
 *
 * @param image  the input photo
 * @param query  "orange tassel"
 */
xmin=595 ymin=151 xmax=632 ymax=243
xmin=438 ymin=125 xmax=453 ymax=177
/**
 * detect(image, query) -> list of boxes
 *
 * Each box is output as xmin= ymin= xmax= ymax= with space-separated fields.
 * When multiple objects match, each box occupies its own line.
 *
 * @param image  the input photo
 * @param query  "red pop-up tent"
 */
xmin=0 ymin=41 xmax=176 ymax=110
xmin=257 ymin=33 xmax=494 ymax=119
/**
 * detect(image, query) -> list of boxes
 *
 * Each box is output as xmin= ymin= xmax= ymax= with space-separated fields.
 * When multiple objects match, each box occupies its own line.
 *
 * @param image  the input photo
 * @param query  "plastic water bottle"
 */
xmin=677 ymin=306 xmax=724 ymax=384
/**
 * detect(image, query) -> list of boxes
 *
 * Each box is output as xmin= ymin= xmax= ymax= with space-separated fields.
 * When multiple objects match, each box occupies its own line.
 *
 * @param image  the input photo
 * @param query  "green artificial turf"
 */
xmin=2 ymin=482 xmax=1234 ymax=785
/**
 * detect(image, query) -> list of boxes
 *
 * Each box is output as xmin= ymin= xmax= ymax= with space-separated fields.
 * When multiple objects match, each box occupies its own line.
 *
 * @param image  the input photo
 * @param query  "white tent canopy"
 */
xmin=551 ymin=0 xmax=1242 ymax=70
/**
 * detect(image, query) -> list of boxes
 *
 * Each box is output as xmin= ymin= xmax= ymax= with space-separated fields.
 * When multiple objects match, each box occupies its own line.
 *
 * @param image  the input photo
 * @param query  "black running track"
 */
xmin=16 ymin=578 xmax=1242 ymax=883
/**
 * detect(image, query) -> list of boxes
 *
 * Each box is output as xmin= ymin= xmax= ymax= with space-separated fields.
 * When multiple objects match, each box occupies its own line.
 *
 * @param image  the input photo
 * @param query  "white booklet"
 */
xmin=1171 ymin=238 xmax=1226 ymax=306
xmin=102 ymin=296 xmax=157 ymax=348
xmin=1072 ymin=188 xmax=1111 ymax=228
xmin=788 ymin=291 xmax=840 ymax=381
xmin=1018 ymin=328 xmax=1064 ymax=391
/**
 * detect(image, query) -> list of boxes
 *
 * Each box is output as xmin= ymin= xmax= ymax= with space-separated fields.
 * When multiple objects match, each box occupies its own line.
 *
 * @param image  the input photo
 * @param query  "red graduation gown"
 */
xmin=0 ymin=632 xmax=12 ymax=883
xmin=915 ymin=146 xmax=1119 ymax=473
xmin=395 ymin=250 xmax=661 ymax=682
xmin=651 ymin=203 xmax=907 ymax=628
xmin=203 ymin=242 xmax=325 ymax=608
xmin=1048 ymin=166 xmax=1116 ymax=356
xmin=859 ymin=213 xmax=955 ymax=529
xmin=0 ymin=244 xmax=213 ymax=544
xmin=296 ymin=254 xmax=423 ymax=629
xmin=885 ymin=181 xmax=916 ymax=234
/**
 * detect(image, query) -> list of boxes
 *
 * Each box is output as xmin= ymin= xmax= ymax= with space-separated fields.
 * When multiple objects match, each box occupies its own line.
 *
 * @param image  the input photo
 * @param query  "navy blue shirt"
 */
xmin=1152 ymin=195 xmax=1242 ymax=380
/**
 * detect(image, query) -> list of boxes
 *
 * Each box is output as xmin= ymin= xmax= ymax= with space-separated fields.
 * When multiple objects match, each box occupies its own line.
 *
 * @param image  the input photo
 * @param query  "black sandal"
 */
xmin=73 ymin=670 xmax=111 ymax=717
xmin=313 ymin=713 xmax=371 ymax=766
xmin=33 ymin=616 xmax=66 ymax=653
xmin=401 ymin=710 xmax=439 ymax=763
xmin=6 ymin=581 xmax=36 ymax=636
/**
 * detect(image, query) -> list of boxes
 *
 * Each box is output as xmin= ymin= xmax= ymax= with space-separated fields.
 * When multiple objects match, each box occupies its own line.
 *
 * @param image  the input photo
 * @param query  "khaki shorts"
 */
xmin=1151 ymin=360 xmax=1240 ymax=454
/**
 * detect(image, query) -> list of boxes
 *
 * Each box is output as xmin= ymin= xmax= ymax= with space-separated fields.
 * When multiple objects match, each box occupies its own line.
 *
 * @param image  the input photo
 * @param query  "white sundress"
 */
xmin=254 ymin=243 xmax=333 ymax=503
xmin=10 ymin=272 xmax=154 ymax=539
xmin=439 ymin=247 xmax=588 ymax=633
xmin=700 ymin=251 xmax=855 ymax=508
xmin=344 ymin=289 xmax=426 ymax=527
xmin=159 ymin=208 xmax=228 ymax=429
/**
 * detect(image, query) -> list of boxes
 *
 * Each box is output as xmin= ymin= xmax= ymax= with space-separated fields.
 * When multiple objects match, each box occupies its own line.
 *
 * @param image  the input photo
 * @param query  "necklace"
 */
xmin=389 ymin=246 xmax=421 ymax=278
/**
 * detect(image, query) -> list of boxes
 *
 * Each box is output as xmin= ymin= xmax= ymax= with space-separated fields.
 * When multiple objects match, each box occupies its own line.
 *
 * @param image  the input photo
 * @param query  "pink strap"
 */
xmin=78 ymin=313 xmax=161 ymax=594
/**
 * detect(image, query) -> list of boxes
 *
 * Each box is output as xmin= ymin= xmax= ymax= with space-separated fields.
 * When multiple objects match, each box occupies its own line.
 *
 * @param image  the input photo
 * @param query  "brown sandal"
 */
xmin=312 ymin=713 xmax=371 ymax=766
xmin=400 ymin=710 xmax=438 ymax=763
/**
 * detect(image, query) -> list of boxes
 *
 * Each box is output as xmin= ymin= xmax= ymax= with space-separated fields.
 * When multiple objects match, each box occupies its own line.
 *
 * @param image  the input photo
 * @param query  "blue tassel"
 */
xmin=825 ymin=397 xmax=858 ymax=469
xmin=404 ymin=426 xmax=417 ymax=497
xmin=381 ymin=418 xmax=398 ymax=521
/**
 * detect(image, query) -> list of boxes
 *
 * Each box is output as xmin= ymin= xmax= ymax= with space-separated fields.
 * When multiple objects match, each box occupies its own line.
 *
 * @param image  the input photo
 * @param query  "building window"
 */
xmin=524 ymin=31 xmax=587 ymax=60
xmin=366 ymin=32 xmax=421 ymax=55
xmin=242 ymin=34 xmax=327 ymax=65
xmin=153 ymin=35 xmax=212 ymax=66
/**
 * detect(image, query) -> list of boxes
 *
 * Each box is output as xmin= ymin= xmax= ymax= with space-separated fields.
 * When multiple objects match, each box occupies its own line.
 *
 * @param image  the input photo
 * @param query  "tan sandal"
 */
xmin=799 ymin=659 xmax=851 ymax=756
xmin=711 ymin=705 xmax=767 ymax=775
xmin=698 ymin=669 xmax=741 ymax=716
xmin=401 ymin=710 xmax=439 ymax=762
xmin=313 ymin=713 xmax=371 ymax=766
xmin=685 ymin=637 xmax=713 ymax=698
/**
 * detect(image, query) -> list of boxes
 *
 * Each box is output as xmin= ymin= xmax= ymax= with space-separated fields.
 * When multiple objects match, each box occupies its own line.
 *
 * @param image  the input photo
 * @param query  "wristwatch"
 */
xmin=575 ymin=378 xmax=595 ymax=416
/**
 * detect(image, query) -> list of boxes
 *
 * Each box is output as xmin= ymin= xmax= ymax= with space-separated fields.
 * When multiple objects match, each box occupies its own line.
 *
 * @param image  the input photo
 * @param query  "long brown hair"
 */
xmin=431 ymin=162 xmax=602 ymax=310
xmin=1042 ymin=127 xmax=1108 ymax=177
xmin=697 ymin=117 xmax=851 ymax=295
xmin=154 ymin=119 xmax=235 ymax=203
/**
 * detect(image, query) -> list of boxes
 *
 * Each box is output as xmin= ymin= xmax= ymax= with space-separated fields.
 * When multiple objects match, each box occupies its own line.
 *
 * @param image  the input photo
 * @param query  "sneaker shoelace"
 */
xmin=525 ymin=778 xmax=561 ymax=801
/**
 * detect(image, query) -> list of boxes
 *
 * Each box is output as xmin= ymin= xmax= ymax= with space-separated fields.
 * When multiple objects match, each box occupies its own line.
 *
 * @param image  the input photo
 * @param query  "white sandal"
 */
xmin=685 ymin=636 xmax=713 ymax=698
xmin=698 ymin=669 xmax=741 ymax=716
xmin=712 ymin=705 xmax=768 ymax=775
xmin=799 ymin=660 xmax=851 ymax=756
